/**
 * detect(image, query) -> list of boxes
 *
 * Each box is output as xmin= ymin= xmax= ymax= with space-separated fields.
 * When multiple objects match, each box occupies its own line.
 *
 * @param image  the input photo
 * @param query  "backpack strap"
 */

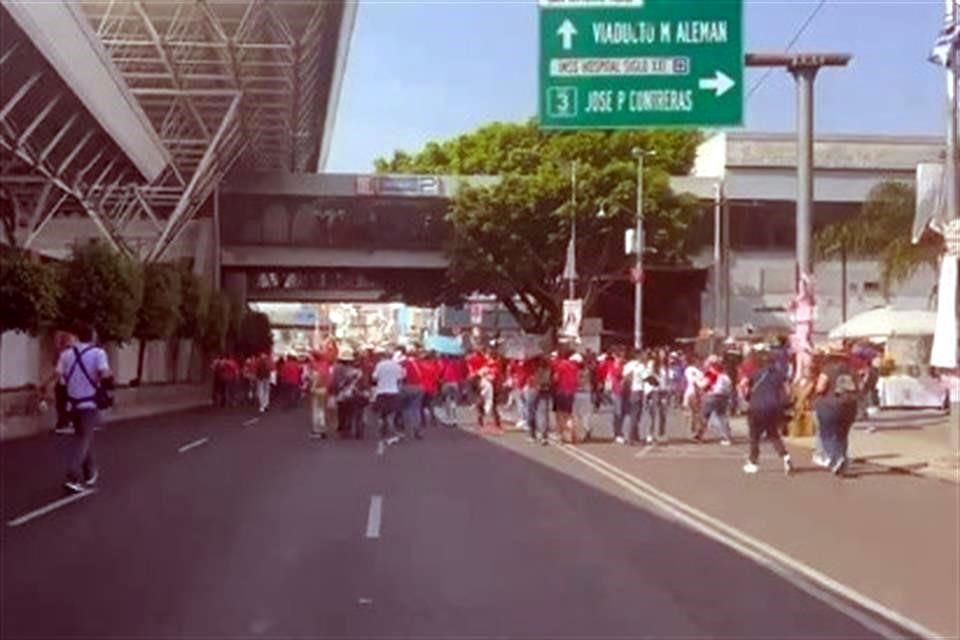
xmin=65 ymin=346 xmax=100 ymax=406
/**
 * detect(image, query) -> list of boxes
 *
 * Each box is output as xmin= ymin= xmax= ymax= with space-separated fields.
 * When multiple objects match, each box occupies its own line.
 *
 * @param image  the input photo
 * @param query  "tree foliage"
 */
xmin=236 ymin=311 xmax=273 ymax=357
xmin=815 ymin=181 xmax=943 ymax=296
xmin=375 ymin=120 xmax=703 ymax=332
xmin=177 ymin=266 xmax=210 ymax=341
xmin=202 ymin=291 xmax=231 ymax=355
xmin=136 ymin=263 xmax=183 ymax=342
xmin=0 ymin=249 xmax=61 ymax=335
xmin=58 ymin=241 xmax=143 ymax=343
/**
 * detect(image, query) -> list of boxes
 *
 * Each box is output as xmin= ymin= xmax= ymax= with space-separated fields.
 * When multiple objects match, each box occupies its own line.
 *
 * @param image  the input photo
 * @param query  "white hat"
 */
xmin=570 ymin=353 xmax=584 ymax=364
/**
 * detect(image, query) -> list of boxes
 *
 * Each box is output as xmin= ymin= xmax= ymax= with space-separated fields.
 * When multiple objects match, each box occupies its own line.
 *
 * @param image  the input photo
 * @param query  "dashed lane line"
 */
xmin=7 ymin=490 xmax=95 ymax=527
xmin=177 ymin=437 xmax=209 ymax=453
xmin=365 ymin=495 xmax=383 ymax=539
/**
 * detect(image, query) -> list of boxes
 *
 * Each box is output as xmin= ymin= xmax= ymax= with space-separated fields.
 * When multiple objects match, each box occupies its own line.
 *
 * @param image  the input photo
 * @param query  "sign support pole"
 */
xmin=633 ymin=150 xmax=645 ymax=351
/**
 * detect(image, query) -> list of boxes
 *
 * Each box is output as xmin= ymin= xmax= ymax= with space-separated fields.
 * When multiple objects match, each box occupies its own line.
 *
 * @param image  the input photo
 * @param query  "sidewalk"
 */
xmin=781 ymin=408 xmax=960 ymax=484
xmin=0 ymin=384 xmax=212 ymax=441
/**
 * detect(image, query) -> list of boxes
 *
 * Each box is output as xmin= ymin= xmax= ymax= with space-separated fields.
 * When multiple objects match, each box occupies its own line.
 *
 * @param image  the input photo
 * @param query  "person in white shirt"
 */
xmin=622 ymin=350 xmax=648 ymax=445
xmin=372 ymin=349 xmax=405 ymax=443
xmin=683 ymin=356 xmax=705 ymax=438
xmin=56 ymin=322 xmax=112 ymax=492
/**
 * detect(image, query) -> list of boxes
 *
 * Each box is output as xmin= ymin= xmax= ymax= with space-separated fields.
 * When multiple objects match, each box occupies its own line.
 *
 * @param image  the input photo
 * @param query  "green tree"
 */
xmin=59 ymin=240 xmax=143 ymax=343
xmin=202 ymin=291 xmax=231 ymax=355
xmin=134 ymin=262 xmax=183 ymax=381
xmin=177 ymin=267 xmax=210 ymax=341
xmin=236 ymin=311 xmax=273 ymax=358
xmin=815 ymin=181 xmax=943 ymax=297
xmin=225 ymin=293 xmax=246 ymax=355
xmin=0 ymin=249 xmax=61 ymax=335
xmin=375 ymin=121 xmax=703 ymax=332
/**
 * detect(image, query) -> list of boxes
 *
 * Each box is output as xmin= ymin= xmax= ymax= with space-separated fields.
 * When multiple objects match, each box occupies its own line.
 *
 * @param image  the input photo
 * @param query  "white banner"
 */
xmin=561 ymin=299 xmax=583 ymax=339
xmin=931 ymin=255 xmax=959 ymax=369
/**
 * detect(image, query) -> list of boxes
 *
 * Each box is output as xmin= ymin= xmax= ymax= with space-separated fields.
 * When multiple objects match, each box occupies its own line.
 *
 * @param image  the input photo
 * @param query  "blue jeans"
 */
xmin=815 ymin=397 xmax=857 ymax=465
xmin=524 ymin=388 xmax=552 ymax=438
xmin=67 ymin=408 xmax=98 ymax=482
xmin=644 ymin=389 xmax=668 ymax=439
xmin=400 ymin=385 xmax=424 ymax=435
xmin=609 ymin=391 xmax=628 ymax=438
xmin=701 ymin=393 xmax=731 ymax=440
xmin=626 ymin=390 xmax=645 ymax=443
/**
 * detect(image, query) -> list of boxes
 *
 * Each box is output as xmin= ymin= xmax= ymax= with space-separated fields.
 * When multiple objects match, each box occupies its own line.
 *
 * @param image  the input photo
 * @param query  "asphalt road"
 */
xmin=0 ymin=403 xmax=945 ymax=639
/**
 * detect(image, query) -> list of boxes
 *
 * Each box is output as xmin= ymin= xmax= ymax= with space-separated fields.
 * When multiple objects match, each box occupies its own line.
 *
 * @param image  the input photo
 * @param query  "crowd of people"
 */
xmin=38 ymin=327 xmax=876 ymax=496
xmin=211 ymin=335 xmax=871 ymax=477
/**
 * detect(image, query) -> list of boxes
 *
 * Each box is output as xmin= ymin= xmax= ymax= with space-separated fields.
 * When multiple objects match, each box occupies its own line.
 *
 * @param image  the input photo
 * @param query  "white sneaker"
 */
xmin=812 ymin=453 xmax=830 ymax=468
xmin=742 ymin=462 xmax=759 ymax=474
xmin=64 ymin=480 xmax=86 ymax=493
xmin=720 ymin=439 xmax=732 ymax=447
xmin=614 ymin=436 xmax=626 ymax=445
xmin=783 ymin=455 xmax=793 ymax=476
xmin=645 ymin=436 xmax=654 ymax=445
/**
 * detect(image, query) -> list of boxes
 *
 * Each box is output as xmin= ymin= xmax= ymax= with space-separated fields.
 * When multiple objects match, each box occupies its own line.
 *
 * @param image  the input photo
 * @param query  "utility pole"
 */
xmin=744 ymin=53 xmax=851 ymax=369
xmin=570 ymin=160 xmax=577 ymax=300
xmin=632 ymin=148 xmax=654 ymax=351
xmin=945 ymin=0 xmax=959 ymax=232
xmin=942 ymin=0 xmax=959 ymax=449
xmin=713 ymin=183 xmax=723 ymax=334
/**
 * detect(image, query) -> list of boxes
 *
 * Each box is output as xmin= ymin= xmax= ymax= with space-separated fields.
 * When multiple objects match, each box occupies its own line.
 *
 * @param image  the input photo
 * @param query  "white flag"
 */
xmin=928 ymin=22 xmax=960 ymax=67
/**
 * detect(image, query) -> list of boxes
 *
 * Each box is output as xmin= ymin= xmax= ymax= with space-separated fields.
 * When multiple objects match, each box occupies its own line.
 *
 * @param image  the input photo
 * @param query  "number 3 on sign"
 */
xmin=547 ymin=87 xmax=577 ymax=118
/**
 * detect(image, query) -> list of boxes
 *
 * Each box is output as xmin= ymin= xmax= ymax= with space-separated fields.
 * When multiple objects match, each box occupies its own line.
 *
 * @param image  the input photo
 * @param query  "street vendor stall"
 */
xmin=828 ymin=308 xmax=949 ymax=410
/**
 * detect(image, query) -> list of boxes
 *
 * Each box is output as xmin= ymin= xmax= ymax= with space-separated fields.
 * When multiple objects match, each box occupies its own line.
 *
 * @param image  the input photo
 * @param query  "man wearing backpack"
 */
xmin=56 ymin=322 xmax=112 ymax=493
xmin=738 ymin=348 xmax=793 ymax=475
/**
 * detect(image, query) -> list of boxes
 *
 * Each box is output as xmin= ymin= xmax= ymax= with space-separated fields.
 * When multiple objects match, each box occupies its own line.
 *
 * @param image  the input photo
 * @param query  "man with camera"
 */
xmin=56 ymin=322 xmax=113 ymax=493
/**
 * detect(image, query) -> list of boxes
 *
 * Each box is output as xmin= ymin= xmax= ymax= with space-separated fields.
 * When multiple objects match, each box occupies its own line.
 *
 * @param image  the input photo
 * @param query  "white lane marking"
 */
xmin=177 ymin=437 xmax=209 ymax=453
xmin=7 ymin=490 xmax=95 ymax=527
xmin=558 ymin=445 xmax=939 ymax=640
xmin=365 ymin=495 xmax=383 ymax=539
xmin=242 ymin=418 xmax=259 ymax=427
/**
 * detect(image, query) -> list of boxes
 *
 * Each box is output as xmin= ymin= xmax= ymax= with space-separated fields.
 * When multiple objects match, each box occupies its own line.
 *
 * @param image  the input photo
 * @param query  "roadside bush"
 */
xmin=0 ymin=249 xmax=61 ymax=335
xmin=58 ymin=241 xmax=143 ymax=343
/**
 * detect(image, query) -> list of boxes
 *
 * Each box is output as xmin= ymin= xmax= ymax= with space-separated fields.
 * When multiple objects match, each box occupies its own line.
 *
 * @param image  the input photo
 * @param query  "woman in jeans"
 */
xmin=698 ymin=355 xmax=733 ymax=445
xmin=622 ymin=349 xmax=647 ymax=446
xmin=643 ymin=350 xmax=670 ymax=444
xmin=814 ymin=351 xmax=860 ymax=476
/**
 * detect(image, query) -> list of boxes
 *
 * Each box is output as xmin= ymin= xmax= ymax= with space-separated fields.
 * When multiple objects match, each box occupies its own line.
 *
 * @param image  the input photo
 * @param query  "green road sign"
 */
xmin=538 ymin=0 xmax=743 ymax=129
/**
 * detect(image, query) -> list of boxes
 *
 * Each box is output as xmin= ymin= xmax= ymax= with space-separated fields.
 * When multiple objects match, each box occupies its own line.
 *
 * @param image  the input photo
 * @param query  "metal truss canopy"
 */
xmin=0 ymin=0 xmax=355 ymax=260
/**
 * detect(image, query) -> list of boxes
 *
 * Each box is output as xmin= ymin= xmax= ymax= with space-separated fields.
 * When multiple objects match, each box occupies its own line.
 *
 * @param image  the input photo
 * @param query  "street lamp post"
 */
xmin=632 ymin=148 xmax=654 ymax=351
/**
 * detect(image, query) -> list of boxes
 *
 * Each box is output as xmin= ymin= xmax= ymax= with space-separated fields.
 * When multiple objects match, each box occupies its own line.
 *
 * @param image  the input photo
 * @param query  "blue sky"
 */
xmin=325 ymin=0 xmax=948 ymax=173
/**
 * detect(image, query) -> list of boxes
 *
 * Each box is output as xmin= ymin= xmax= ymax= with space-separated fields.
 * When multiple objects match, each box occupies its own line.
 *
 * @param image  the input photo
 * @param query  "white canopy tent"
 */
xmin=828 ymin=307 xmax=938 ymax=340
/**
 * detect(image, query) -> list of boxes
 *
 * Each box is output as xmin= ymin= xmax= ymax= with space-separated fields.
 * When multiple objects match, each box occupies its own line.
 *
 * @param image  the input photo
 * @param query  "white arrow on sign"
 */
xmin=557 ymin=19 xmax=578 ymax=50
xmin=698 ymin=70 xmax=736 ymax=97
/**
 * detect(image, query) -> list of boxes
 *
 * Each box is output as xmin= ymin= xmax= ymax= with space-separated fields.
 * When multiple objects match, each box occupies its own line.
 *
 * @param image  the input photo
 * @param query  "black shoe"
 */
xmin=414 ymin=431 xmax=424 ymax=440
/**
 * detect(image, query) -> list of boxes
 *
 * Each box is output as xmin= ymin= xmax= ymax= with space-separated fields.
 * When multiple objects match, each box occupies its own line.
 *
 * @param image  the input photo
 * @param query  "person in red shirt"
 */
xmin=477 ymin=346 xmax=503 ymax=432
xmin=598 ymin=347 xmax=628 ymax=442
xmin=418 ymin=351 xmax=442 ymax=428
xmin=551 ymin=349 xmax=582 ymax=444
xmin=506 ymin=358 xmax=532 ymax=430
xmin=465 ymin=349 xmax=486 ymax=407
xmin=440 ymin=355 xmax=465 ymax=424
xmin=279 ymin=355 xmax=303 ymax=410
